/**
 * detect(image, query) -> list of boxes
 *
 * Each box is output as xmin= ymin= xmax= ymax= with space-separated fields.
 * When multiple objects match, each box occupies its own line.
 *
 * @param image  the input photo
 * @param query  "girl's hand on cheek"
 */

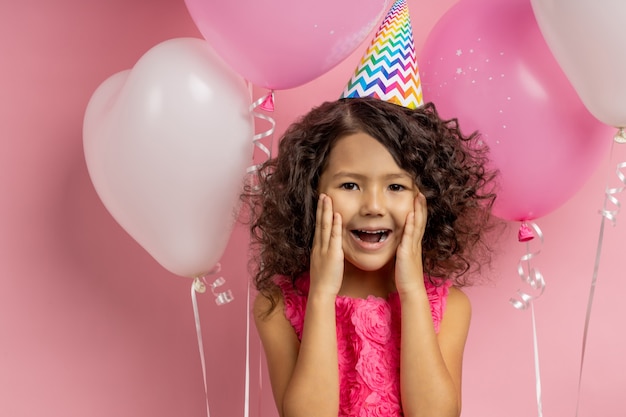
xmin=395 ymin=193 xmax=427 ymax=295
xmin=309 ymin=194 xmax=344 ymax=297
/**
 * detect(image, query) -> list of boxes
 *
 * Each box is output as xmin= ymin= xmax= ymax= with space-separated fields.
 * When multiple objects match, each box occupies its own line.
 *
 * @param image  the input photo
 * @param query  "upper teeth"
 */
xmin=355 ymin=230 xmax=388 ymax=242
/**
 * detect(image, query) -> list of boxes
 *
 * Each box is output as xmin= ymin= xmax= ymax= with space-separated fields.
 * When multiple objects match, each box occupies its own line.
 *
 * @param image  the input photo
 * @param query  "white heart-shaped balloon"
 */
xmin=83 ymin=38 xmax=253 ymax=278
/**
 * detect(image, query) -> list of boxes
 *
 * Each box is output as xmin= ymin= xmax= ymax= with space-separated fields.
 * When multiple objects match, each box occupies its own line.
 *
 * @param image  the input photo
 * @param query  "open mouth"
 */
xmin=351 ymin=229 xmax=390 ymax=243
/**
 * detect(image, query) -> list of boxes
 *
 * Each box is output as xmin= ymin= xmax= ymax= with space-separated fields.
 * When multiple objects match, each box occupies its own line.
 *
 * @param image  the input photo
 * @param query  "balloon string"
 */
xmin=191 ymin=279 xmax=212 ymax=417
xmin=510 ymin=221 xmax=546 ymax=309
xmin=244 ymin=84 xmax=271 ymax=416
xmin=258 ymin=344 xmax=264 ymax=415
xmin=244 ymin=279 xmax=263 ymax=417
xmin=191 ymin=264 xmax=235 ymax=417
xmin=247 ymin=90 xmax=276 ymax=175
xmin=530 ymin=300 xmax=543 ymax=417
xmin=509 ymin=221 xmax=545 ymax=417
xmin=244 ymin=281 xmax=251 ymax=417
xmin=575 ymin=133 xmax=626 ymax=417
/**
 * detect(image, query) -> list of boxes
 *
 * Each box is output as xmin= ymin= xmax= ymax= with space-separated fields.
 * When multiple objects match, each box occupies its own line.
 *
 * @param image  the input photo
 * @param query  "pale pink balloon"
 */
xmin=83 ymin=38 xmax=253 ymax=278
xmin=420 ymin=0 xmax=611 ymax=221
xmin=531 ymin=0 xmax=626 ymax=128
xmin=184 ymin=0 xmax=389 ymax=90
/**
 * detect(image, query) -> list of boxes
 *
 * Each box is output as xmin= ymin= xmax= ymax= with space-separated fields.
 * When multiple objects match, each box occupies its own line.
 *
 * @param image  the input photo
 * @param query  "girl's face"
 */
xmin=317 ymin=132 xmax=419 ymax=275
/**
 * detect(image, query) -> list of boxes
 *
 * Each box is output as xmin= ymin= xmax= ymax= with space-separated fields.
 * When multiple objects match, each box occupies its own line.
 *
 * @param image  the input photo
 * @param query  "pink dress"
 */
xmin=277 ymin=274 xmax=451 ymax=417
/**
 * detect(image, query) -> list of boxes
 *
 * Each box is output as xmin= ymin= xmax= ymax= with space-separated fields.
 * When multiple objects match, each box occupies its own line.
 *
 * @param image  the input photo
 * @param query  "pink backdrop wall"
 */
xmin=1 ymin=1 xmax=624 ymax=416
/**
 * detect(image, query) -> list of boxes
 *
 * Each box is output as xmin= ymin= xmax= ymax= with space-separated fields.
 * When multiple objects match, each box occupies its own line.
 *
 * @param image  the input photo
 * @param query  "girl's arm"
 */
xmin=253 ymin=293 xmax=300 ymax=417
xmin=255 ymin=290 xmax=340 ymax=417
xmin=395 ymin=194 xmax=470 ymax=417
xmin=398 ymin=286 xmax=470 ymax=417
xmin=255 ymin=194 xmax=343 ymax=417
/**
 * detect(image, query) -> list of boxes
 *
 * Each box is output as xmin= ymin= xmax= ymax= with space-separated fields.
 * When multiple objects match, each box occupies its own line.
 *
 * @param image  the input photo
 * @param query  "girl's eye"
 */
xmin=389 ymin=184 xmax=406 ymax=192
xmin=340 ymin=182 xmax=359 ymax=191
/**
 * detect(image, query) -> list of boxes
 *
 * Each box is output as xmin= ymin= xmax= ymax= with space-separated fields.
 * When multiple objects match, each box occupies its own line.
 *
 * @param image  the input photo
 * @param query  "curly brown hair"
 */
xmin=242 ymin=97 xmax=498 ymax=306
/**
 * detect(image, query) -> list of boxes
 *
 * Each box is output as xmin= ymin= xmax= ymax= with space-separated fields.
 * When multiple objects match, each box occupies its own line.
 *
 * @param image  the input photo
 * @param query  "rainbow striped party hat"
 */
xmin=340 ymin=0 xmax=422 ymax=109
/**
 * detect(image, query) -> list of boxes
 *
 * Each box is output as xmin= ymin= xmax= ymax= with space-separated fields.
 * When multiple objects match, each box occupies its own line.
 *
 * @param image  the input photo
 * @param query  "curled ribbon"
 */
xmin=191 ymin=263 xmax=234 ymax=417
xmin=599 ymin=134 xmax=626 ymax=224
xmin=510 ymin=221 xmax=545 ymax=417
xmin=510 ymin=221 xmax=546 ymax=310
xmin=575 ymin=135 xmax=626 ymax=417
xmin=241 ymin=87 xmax=275 ymax=417
xmin=192 ymin=263 xmax=234 ymax=305
xmin=247 ymin=90 xmax=276 ymax=175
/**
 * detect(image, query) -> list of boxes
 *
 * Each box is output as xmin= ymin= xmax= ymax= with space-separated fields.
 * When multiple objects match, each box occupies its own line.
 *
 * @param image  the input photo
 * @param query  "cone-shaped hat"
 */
xmin=340 ymin=0 xmax=422 ymax=109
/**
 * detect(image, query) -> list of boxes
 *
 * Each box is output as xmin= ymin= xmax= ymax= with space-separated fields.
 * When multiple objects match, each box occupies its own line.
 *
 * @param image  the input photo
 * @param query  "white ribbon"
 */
xmin=510 ymin=221 xmax=546 ymax=309
xmin=510 ymin=221 xmax=545 ymax=417
xmin=188 ymin=86 xmax=275 ymax=417
xmin=244 ymin=281 xmax=251 ymax=417
xmin=247 ymin=90 xmax=276 ymax=175
xmin=191 ymin=263 xmax=234 ymax=417
xmin=575 ymin=132 xmax=626 ymax=417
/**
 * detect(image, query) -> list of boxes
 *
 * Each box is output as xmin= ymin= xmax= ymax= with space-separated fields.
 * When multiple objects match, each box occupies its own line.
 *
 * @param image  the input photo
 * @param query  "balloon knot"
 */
xmin=259 ymin=91 xmax=275 ymax=112
xmin=518 ymin=222 xmax=534 ymax=242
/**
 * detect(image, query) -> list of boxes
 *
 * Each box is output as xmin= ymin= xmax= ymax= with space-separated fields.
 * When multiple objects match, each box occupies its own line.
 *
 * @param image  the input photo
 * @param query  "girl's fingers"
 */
xmin=414 ymin=193 xmax=427 ymax=244
xmin=315 ymin=194 xmax=335 ymax=251
xmin=416 ymin=192 xmax=427 ymax=218
xmin=401 ymin=211 xmax=415 ymax=248
xmin=329 ymin=212 xmax=343 ymax=253
xmin=313 ymin=193 xmax=324 ymax=248
xmin=399 ymin=194 xmax=427 ymax=254
xmin=310 ymin=195 xmax=344 ymax=295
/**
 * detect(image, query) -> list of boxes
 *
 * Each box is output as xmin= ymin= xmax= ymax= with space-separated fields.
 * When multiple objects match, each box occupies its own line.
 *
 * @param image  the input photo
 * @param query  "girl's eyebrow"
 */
xmin=331 ymin=171 xmax=412 ymax=180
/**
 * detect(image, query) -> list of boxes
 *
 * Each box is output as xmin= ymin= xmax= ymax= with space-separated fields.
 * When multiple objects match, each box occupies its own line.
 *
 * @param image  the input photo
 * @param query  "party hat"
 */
xmin=340 ymin=0 xmax=422 ymax=109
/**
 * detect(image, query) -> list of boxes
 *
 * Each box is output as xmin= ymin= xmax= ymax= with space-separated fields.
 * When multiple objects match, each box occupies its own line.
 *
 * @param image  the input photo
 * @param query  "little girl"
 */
xmin=242 ymin=97 xmax=497 ymax=417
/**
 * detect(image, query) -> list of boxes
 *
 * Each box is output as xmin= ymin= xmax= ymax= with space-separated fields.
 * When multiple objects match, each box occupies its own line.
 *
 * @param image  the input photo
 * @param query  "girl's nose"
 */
xmin=360 ymin=189 xmax=386 ymax=216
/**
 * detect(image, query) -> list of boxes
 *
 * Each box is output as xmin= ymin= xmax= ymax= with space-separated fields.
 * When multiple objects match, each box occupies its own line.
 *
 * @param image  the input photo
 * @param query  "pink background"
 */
xmin=1 ymin=1 xmax=624 ymax=416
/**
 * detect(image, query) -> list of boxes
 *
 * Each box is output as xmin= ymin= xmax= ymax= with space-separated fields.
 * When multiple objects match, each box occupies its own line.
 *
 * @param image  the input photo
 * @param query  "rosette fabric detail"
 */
xmin=277 ymin=274 xmax=451 ymax=417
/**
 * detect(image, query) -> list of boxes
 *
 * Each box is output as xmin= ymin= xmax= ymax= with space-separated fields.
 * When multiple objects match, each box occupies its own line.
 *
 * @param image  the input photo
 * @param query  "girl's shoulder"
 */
xmin=253 ymin=281 xmax=298 ymax=338
xmin=445 ymin=285 xmax=471 ymax=312
xmin=437 ymin=285 xmax=472 ymax=337
xmin=253 ymin=284 xmax=282 ymax=316
xmin=254 ymin=274 xmax=309 ymax=328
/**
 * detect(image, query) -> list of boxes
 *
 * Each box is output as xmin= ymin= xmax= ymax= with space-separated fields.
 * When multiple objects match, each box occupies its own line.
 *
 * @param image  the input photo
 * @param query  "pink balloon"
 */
xmin=184 ymin=0 xmax=390 ymax=90
xmin=531 ymin=0 xmax=626 ymax=127
xmin=420 ymin=0 xmax=611 ymax=221
xmin=83 ymin=38 xmax=253 ymax=278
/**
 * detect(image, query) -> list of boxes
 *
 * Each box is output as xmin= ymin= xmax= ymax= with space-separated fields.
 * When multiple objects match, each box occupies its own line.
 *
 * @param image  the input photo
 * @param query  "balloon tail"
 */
xmin=518 ymin=222 xmax=535 ymax=242
xmin=259 ymin=92 xmax=275 ymax=112
xmin=191 ymin=278 xmax=212 ymax=417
